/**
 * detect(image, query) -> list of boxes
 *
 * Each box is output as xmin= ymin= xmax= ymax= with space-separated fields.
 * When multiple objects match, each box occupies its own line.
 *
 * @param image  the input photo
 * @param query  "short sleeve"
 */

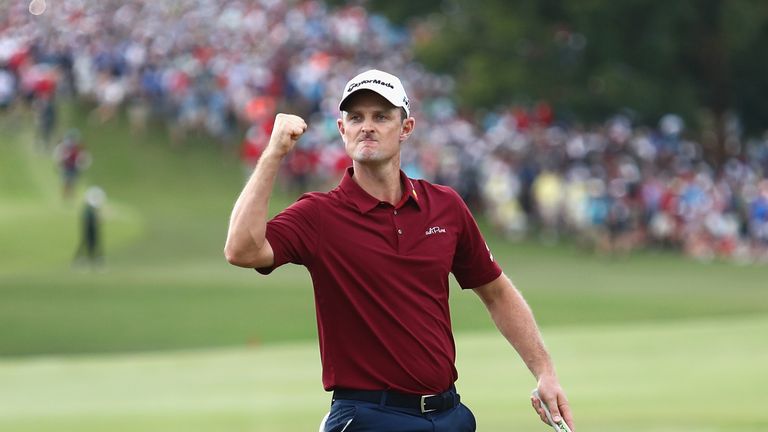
xmin=450 ymin=192 xmax=502 ymax=288
xmin=256 ymin=193 xmax=320 ymax=274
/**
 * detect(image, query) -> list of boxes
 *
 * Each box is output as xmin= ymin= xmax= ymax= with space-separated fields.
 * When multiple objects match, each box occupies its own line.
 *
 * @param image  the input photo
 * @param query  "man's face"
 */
xmin=337 ymin=90 xmax=414 ymax=165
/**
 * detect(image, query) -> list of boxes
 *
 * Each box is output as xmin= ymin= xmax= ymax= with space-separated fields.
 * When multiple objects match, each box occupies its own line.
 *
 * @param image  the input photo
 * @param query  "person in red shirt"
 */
xmin=225 ymin=70 xmax=574 ymax=431
xmin=54 ymin=128 xmax=90 ymax=199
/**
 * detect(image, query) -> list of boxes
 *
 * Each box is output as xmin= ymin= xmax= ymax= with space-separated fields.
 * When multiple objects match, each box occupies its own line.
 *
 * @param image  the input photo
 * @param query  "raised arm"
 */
xmin=473 ymin=273 xmax=575 ymax=431
xmin=224 ymin=114 xmax=307 ymax=268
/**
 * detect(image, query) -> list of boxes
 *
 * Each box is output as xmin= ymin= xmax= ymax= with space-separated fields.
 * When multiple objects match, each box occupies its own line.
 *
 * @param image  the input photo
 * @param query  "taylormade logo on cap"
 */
xmin=339 ymin=69 xmax=410 ymax=117
xmin=347 ymin=79 xmax=395 ymax=92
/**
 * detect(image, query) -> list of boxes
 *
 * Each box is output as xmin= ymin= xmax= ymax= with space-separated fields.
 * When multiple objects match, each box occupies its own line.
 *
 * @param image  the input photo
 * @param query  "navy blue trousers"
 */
xmin=320 ymin=398 xmax=476 ymax=431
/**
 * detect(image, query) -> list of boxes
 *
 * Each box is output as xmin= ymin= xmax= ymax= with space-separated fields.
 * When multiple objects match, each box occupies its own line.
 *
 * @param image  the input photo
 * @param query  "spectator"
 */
xmin=35 ymin=93 xmax=56 ymax=148
xmin=0 ymin=66 xmax=15 ymax=111
xmin=73 ymin=186 xmax=105 ymax=268
xmin=240 ymin=123 xmax=269 ymax=175
xmin=54 ymin=128 xmax=90 ymax=199
xmin=3 ymin=0 xmax=768 ymax=262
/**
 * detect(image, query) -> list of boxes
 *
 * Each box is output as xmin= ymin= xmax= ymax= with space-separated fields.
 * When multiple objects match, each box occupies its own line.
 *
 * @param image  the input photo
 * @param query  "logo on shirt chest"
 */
xmin=425 ymin=226 xmax=447 ymax=236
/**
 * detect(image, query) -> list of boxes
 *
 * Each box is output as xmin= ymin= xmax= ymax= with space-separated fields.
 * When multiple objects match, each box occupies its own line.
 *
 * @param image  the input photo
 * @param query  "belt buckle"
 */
xmin=420 ymin=394 xmax=437 ymax=414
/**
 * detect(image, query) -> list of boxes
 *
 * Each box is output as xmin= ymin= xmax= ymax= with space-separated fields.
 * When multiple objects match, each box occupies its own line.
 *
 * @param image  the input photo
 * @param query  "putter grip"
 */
xmin=531 ymin=389 xmax=572 ymax=432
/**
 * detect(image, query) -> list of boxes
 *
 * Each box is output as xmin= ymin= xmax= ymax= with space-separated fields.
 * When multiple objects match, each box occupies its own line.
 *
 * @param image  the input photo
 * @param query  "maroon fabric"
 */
xmin=258 ymin=167 xmax=502 ymax=394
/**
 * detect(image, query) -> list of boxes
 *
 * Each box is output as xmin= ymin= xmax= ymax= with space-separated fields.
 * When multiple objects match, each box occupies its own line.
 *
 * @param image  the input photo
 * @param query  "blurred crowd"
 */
xmin=2 ymin=0 xmax=767 ymax=262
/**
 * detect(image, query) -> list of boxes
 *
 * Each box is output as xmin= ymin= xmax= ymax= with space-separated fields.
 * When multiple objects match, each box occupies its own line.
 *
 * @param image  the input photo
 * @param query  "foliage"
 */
xmin=367 ymin=0 xmax=768 ymax=153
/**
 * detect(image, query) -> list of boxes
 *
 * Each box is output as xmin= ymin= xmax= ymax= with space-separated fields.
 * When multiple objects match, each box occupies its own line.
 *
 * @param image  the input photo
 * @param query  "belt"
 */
xmin=332 ymin=386 xmax=460 ymax=414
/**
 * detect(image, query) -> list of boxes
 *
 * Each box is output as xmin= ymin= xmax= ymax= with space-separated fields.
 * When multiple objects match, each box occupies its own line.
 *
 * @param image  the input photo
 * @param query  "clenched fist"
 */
xmin=267 ymin=113 xmax=308 ymax=157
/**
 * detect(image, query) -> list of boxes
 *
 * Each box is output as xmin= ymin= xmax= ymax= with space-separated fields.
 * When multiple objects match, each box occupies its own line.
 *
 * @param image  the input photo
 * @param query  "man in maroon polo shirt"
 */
xmin=225 ymin=69 xmax=575 ymax=431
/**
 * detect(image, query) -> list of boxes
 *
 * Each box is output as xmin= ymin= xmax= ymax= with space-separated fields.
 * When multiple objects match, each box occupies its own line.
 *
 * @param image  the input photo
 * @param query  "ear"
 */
xmin=400 ymin=117 xmax=415 ymax=142
xmin=337 ymin=118 xmax=345 ymax=138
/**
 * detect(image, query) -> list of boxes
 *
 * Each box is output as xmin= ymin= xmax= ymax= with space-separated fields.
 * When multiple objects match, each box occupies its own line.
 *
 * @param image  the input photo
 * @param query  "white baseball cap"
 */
xmin=339 ymin=69 xmax=410 ymax=117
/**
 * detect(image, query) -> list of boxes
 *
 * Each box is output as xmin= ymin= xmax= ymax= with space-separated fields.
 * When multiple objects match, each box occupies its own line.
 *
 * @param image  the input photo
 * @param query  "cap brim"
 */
xmin=338 ymin=88 xmax=409 ymax=117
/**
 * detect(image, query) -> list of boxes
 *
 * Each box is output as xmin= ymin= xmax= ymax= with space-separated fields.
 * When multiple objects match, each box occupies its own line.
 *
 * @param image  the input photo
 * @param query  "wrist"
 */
xmin=535 ymin=367 xmax=557 ymax=382
xmin=261 ymin=147 xmax=288 ymax=160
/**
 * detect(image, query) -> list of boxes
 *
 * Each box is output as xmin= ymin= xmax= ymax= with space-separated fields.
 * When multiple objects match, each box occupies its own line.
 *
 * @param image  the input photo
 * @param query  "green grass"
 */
xmin=0 ymin=317 xmax=766 ymax=431
xmin=1 ymin=104 xmax=768 ymax=430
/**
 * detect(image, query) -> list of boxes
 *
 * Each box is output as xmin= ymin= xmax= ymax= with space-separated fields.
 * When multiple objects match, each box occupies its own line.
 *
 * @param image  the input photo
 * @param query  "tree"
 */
xmin=371 ymin=0 xmax=768 ymax=164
